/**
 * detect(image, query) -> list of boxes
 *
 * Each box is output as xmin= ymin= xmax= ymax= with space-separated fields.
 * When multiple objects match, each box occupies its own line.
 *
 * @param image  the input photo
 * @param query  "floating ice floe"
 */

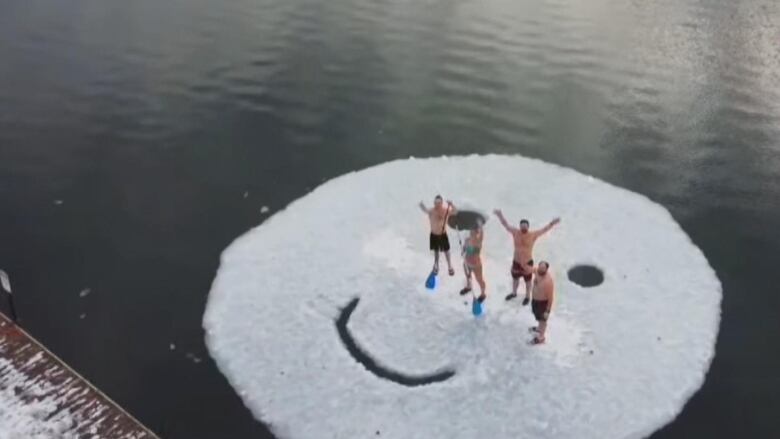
xmin=0 ymin=270 xmax=10 ymax=293
xmin=203 ymin=155 xmax=721 ymax=439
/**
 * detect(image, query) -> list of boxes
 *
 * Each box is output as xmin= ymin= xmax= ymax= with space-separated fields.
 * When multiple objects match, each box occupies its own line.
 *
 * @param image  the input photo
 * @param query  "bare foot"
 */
xmin=530 ymin=336 xmax=545 ymax=345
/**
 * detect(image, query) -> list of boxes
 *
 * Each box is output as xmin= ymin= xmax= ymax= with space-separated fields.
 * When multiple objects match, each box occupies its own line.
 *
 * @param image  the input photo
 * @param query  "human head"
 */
xmin=537 ymin=261 xmax=550 ymax=275
xmin=434 ymin=195 xmax=443 ymax=207
xmin=519 ymin=219 xmax=530 ymax=232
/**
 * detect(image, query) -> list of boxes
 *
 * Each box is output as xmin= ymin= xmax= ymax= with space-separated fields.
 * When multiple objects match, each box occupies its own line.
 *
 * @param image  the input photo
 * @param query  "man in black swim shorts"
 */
xmin=529 ymin=261 xmax=555 ymax=345
xmin=419 ymin=195 xmax=457 ymax=275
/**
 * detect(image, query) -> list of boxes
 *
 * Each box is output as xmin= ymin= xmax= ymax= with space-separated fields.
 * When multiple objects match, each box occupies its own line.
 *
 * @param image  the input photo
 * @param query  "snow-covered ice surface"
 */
xmin=203 ymin=155 xmax=722 ymax=439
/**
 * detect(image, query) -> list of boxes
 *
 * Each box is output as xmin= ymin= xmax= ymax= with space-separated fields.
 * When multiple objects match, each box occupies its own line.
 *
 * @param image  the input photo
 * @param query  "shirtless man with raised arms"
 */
xmin=493 ymin=209 xmax=560 ymax=304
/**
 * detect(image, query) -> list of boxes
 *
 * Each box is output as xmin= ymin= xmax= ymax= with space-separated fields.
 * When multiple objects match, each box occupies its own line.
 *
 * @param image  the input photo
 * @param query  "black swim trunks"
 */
xmin=511 ymin=259 xmax=534 ymax=281
xmin=429 ymin=233 xmax=450 ymax=252
xmin=531 ymin=300 xmax=550 ymax=322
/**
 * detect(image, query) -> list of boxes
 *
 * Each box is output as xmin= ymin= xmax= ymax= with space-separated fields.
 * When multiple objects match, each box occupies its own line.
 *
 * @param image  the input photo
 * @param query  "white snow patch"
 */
xmin=203 ymin=155 xmax=722 ymax=439
xmin=0 ymin=271 xmax=10 ymax=294
xmin=0 ymin=358 xmax=79 ymax=439
xmin=23 ymin=353 xmax=45 ymax=369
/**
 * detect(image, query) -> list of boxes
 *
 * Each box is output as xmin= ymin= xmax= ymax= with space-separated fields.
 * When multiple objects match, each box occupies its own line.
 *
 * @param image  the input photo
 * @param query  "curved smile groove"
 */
xmin=335 ymin=298 xmax=455 ymax=387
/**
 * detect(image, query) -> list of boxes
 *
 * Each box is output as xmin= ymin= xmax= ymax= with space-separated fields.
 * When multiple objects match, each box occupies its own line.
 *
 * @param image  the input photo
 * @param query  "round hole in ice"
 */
xmin=447 ymin=210 xmax=486 ymax=231
xmin=568 ymin=265 xmax=604 ymax=287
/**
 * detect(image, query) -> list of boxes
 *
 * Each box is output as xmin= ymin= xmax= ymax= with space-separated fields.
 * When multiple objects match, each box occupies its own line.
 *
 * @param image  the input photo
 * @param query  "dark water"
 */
xmin=567 ymin=265 xmax=604 ymax=288
xmin=1 ymin=0 xmax=779 ymax=437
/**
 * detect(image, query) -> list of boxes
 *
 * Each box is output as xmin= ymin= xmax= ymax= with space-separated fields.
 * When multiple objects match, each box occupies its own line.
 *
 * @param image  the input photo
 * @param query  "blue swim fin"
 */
xmin=472 ymin=297 xmax=483 ymax=316
xmin=425 ymin=271 xmax=436 ymax=290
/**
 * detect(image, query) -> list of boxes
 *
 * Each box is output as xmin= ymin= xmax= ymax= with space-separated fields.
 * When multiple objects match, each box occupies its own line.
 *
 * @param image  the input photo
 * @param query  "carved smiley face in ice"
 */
xmin=203 ymin=155 xmax=721 ymax=439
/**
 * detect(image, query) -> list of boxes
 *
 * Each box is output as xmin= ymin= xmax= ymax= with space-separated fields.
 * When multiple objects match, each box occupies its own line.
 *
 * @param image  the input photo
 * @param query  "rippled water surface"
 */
xmin=1 ymin=0 xmax=779 ymax=437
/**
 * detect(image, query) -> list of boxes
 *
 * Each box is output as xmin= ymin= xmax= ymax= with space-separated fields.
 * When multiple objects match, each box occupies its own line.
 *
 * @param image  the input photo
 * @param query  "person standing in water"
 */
xmin=493 ymin=209 xmax=560 ymax=304
xmin=529 ymin=261 xmax=555 ymax=345
xmin=459 ymin=219 xmax=486 ymax=303
xmin=419 ymin=195 xmax=457 ymax=276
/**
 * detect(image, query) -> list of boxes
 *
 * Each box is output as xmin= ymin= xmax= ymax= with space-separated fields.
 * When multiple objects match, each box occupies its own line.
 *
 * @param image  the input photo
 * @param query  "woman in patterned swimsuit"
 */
xmin=459 ymin=221 xmax=486 ymax=303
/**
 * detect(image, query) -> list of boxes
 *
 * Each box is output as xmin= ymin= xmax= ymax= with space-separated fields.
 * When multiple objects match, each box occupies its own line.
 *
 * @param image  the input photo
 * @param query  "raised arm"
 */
xmin=419 ymin=201 xmax=430 ymax=215
xmin=493 ymin=209 xmax=516 ymax=233
xmin=533 ymin=217 xmax=561 ymax=238
xmin=446 ymin=200 xmax=458 ymax=216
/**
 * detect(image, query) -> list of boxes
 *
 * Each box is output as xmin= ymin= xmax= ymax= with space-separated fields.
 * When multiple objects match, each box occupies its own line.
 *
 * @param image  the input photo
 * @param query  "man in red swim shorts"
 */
xmin=493 ymin=209 xmax=560 ymax=305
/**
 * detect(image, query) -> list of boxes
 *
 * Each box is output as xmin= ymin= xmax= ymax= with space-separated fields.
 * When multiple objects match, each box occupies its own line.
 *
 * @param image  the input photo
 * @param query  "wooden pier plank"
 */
xmin=0 ymin=313 xmax=160 ymax=439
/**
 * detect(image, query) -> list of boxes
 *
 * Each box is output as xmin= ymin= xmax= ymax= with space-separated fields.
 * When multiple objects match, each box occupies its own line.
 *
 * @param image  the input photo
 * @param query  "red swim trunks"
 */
xmin=511 ymin=259 xmax=534 ymax=282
